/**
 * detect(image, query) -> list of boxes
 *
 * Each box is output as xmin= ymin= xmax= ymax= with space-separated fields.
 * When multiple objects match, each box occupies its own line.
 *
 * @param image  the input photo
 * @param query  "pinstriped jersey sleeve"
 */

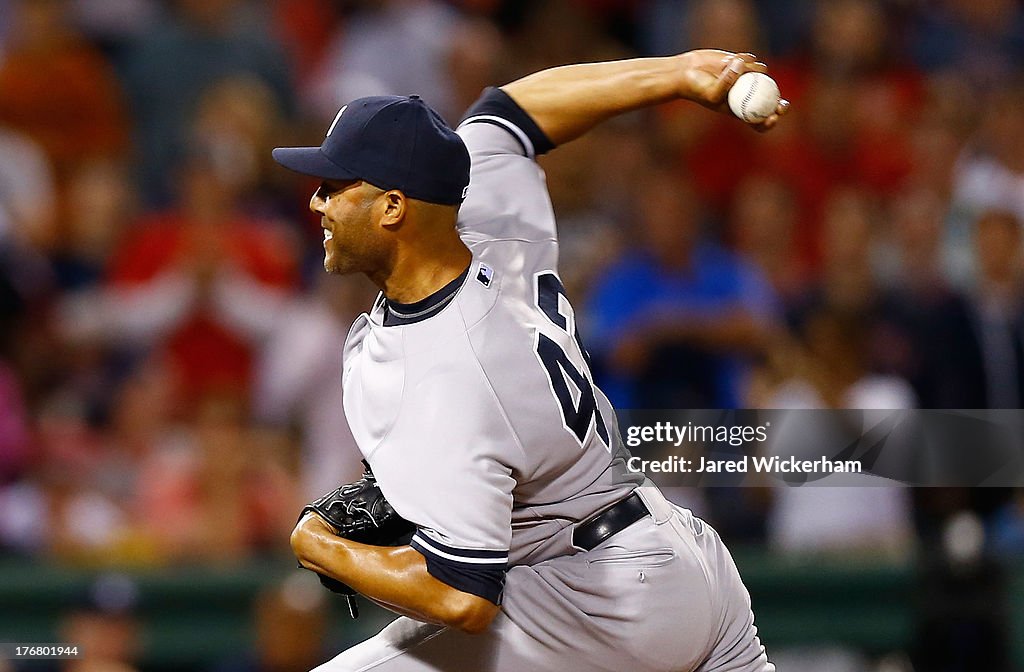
xmin=455 ymin=88 xmax=559 ymax=244
xmin=459 ymin=87 xmax=554 ymax=158
xmin=365 ymin=341 xmax=518 ymax=605
xmin=384 ymin=393 xmax=515 ymax=604
xmin=409 ymin=531 xmax=508 ymax=604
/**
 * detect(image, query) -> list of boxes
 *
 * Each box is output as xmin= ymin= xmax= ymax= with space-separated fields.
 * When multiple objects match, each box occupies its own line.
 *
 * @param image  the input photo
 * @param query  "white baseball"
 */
xmin=727 ymin=72 xmax=780 ymax=123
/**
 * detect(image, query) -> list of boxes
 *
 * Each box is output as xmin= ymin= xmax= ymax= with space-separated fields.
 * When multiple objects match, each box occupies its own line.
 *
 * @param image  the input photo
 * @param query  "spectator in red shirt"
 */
xmin=0 ymin=0 xmax=129 ymax=182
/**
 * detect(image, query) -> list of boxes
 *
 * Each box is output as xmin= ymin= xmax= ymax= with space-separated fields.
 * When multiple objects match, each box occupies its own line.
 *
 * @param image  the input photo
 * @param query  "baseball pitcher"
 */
xmin=279 ymin=50 xmax=787 ymax=672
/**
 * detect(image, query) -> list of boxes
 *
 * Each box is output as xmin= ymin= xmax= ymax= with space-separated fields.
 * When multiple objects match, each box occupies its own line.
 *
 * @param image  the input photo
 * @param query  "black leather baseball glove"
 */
xmin=299 ymin=461 xmax=415 ymax=617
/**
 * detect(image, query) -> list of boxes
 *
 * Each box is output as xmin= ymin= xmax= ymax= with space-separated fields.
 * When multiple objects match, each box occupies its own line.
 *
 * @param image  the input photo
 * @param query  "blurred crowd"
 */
xmin=1 ymin=0 xmax=1024 ymax=577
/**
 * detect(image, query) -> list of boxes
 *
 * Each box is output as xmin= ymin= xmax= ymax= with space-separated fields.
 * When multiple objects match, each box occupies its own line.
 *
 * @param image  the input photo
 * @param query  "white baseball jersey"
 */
xmin=341 ymin=88 xmax=642 ymax=604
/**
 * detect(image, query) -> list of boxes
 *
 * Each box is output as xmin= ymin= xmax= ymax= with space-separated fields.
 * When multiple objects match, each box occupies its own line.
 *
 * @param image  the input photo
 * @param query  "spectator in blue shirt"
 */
xmin=586 ymin=166 xmax=778 ymax=409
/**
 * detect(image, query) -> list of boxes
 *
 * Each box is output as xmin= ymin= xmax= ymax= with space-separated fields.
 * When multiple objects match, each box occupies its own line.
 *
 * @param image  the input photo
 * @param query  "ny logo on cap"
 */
xmin=326 ymin=105 xmax=349 ymax=138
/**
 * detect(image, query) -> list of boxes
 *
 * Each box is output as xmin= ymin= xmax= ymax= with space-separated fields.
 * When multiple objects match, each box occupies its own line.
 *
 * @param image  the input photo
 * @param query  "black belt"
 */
xmin=571 ymin=492 xmax=650 ymax=551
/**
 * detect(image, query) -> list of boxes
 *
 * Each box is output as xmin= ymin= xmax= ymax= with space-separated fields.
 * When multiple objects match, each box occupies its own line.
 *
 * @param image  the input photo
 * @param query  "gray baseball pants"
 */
xmin=311 ymin=487 xmax=774 ymax=672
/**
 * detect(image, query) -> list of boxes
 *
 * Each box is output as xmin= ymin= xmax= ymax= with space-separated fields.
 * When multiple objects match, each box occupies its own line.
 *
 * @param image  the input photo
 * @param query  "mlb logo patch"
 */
xmin=476 ymin=263 xmax=494 ymax=288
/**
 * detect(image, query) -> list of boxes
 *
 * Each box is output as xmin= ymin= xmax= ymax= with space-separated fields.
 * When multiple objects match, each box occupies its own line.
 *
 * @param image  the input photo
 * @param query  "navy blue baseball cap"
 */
xmin=272 ymin=95 xmax=470 ymax=206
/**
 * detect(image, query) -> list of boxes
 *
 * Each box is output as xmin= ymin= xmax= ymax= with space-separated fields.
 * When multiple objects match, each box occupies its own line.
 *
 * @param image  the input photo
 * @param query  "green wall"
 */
xmin=0 ymin=553 xmax=1019 ymax=670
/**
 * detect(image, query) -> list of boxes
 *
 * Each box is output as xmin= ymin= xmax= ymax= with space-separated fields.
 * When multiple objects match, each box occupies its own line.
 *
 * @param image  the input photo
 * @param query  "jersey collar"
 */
xmin=382 ymin=265 xmax=471 ymax=327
